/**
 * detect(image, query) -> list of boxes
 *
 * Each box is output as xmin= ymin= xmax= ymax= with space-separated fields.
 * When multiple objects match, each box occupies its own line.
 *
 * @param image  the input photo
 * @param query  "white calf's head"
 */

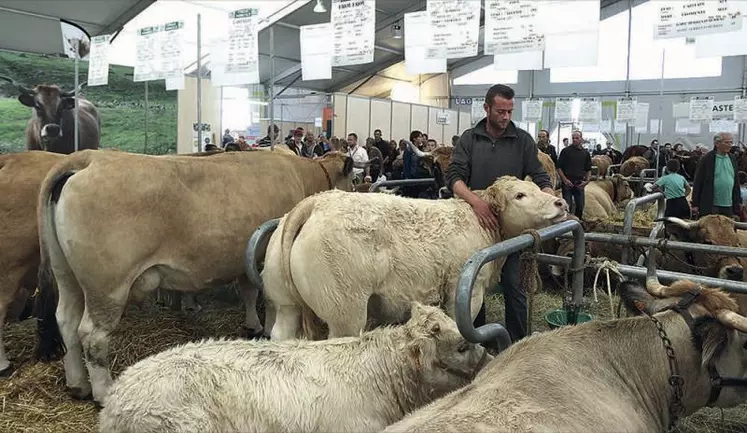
xmin=483 ymin=176 xmax=568 ymax=238
xmin=401 ymin=303 xmax=492 ymax=399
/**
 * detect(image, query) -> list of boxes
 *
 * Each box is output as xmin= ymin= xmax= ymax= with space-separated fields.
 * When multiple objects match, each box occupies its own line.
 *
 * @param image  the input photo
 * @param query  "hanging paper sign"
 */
xmin=584 ymin=123 xmax=600 ymax=133
xmin=554 ymin=97 xmax=573 ymax=122
xmin=710 ymin=118 xmax=739 ymax=134
xmin=522 ymin=98 xmax=543 ymax=122
xmin=426 ymin=0 xmax=481 ymax=59
xmin=655 ymin=1 xmax=743 ymax=40
xmin=635 ymin=102 xmax=649 ymax=131
xmin=165 ymin=75 xmax=185 ymax=91
xmin=436 ymin=111 xmax=451 ymax=125
xmin=613 ymin=119 xmax=627 ymax=133
xmin=649 ymin=119 xmax=661 ymax=134
xmin=484 ymin=0 xmax=544 ymax=55
xmin=675 ymin=119 xmax=702 ymax=135
xmin=87 ymin=34 xmax=111 ymax=86
xmin=471 ymin=98 xmax=485 ymax=125
xmin=599 ymin=119 xmax=612 ymax=133
xmin=735 ymin=96 xmax=747 ymax=123
xmin=300 ymin=23 xmax=333 ymax=81
xmin=331 ymin=0 xmax=376 ymax=67
xmin=404 ymin=11 xmax=447 ymax=75
xmin=578 ymin=97 xmax=601 ymax=122
xmin=689 ymin=96 xmax=715 ymax=121
xmin=134 ymin=21 xmax=185 ymax=82
xmin=616 ymin=97 xmax=636 ymax=122
xmin=224 ymin=9 xmax=260 ymax=84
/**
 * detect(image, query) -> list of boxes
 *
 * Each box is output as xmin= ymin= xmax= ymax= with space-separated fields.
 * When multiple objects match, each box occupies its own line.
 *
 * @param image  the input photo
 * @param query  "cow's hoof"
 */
xmin=239 ymin=326 xmax=266 ymax=340
xmin=68 ymin=386 xmax=93 ymax=401
xmin=0 ymin=365 xmax=14 ymax=378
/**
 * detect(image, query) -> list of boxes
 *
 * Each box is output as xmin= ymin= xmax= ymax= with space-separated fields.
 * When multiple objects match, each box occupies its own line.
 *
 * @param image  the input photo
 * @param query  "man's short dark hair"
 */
xmin=539 ymin=129 xmax=549 ymax=135
xmin=410 ymin=130 xmax=422 ymax=142
xmin=427 ymin=138 xmax=437 ymax=145
xmin=666 ymin=159 xmax=680 ymax=174
xmin=348 ymin=132 xmax=358 ymax=140
xmin=268 ymin=124 xmax=279 ymax=135
xmin=485 ymin=84 xmax=515 ymax=106
xmin=374 ymin=129 xmax=382 ymax=134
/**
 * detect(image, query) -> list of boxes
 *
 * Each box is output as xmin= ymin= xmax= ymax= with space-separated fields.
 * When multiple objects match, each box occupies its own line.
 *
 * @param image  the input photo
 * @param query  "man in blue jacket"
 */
xmin=446 ymin=83 xmax=554 ymax=344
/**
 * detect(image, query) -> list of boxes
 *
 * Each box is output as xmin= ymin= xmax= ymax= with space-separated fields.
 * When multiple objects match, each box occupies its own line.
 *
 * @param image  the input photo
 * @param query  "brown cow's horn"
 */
xmin=0 ymin=75 xmax=32 ymax=95
xmin=61 ymin=81 xmax=87 ymax=98
xmin=662 ymin=217 xmax=698 ymax=230
xmin=715 ymin=309 xmax=747 ymax=333
xmin=407 ymin=140 xmax=431 ymax=158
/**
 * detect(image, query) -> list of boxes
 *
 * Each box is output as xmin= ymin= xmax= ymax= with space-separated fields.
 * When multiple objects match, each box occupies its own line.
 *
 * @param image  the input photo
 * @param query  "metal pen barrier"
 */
xmin=455 ymin=220 xmax=585 ymax=350
xmin=244 ymin=218 xmax=281 ymax=291
xmin=607 ymin=164 xmax=621 ymax=177
xmin=535 ymin=253 xmax=747 ymax=294
xmin=620 ymin=192 xmax=665 ymax=264
xmin=369 ymin=178 xmax=436 ymax=193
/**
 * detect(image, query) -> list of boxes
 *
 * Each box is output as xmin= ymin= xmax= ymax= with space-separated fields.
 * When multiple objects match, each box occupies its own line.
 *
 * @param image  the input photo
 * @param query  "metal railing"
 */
xmin=369 ymin=178 xmax=436 ymax=193
xmin=535 ymin=253 xmax=747 ymax=294
xmin=244 ymin=218 xmax=281 ymax=291
xmin=607 ymin=164 xmax=621 ymax=177
xmin=620 ymin=192 xmax=665 ymax=264
xmin=455 ymin=220 xmax=585 ymax=349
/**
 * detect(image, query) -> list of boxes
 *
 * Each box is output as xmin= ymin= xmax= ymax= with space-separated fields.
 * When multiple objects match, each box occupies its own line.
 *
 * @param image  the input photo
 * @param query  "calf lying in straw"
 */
xmin=383 ymin=275 xmax=747 ymax=433
xmin=98 ymin=303 xmax=491 ymax=433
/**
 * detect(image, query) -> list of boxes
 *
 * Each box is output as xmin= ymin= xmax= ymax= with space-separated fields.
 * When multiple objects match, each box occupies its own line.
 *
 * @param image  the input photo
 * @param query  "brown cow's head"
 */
xmin=0 ymin=75 xmax=85 ymax=149
xmin=663 ymin=216 xmax=744 ymax=281
xmin=407 ymin=140 xmax=454 ymax=188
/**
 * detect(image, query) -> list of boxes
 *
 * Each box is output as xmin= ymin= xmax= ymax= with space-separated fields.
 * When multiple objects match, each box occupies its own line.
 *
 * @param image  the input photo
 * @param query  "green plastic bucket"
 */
xmin=544 ymin=308 xmax=593 ymax=329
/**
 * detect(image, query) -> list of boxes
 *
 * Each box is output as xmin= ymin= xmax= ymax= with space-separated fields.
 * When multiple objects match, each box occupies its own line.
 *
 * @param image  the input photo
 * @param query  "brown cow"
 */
xmin=619 ymin=156 xmax=649 ymax=177
xmin=34 ymin=149 xmax=355 ymax=404
xmin=0 ymin=151 xmax=65 ymax=375
xmin=0 ymin=75 xmax=100 ymax=154
xmin=591 ymin=154 xmax=612 ymax=179
xmin=621 ymin=144 xmax=648 ymax=161
xmin=407 ymin=141 xmax=453 ymax=189
xmin=382 ymin=279 xmax=747 ymax=432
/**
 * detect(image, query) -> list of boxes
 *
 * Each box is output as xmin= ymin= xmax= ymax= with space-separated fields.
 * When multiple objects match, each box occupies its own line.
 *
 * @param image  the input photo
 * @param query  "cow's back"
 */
xmin=50 ymin=150 xmax=331 ymax=291
xmin=0 ymin=151 xmax=65 ymax=289
xmin=583 ymin=183 xmax=616 ymax=220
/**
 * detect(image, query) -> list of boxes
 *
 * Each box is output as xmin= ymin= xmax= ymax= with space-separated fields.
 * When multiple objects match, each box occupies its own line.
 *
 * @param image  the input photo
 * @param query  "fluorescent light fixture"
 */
xmin=314 ymin=0 xmax=327 ymax=13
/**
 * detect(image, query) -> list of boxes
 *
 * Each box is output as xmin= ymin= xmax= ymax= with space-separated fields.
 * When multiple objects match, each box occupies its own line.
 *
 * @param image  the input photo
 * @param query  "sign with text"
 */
xmin=689 ymin=96 xmax=715 ymax=121
xmin=331 ymin=0 xmax=376 ymax=66
xmin=225 ymin=8 xmax=260 ymax=84
xmin=134 ymin=21 xmax=185 ymax=82
xmin=427 ymin=0 xmax=481 ymax=59
xmin=404 ymin=11 xmax=447 ymax=75
xmin=522 ymin=98 xmax=543 ymax=122
xmin=300 ymin=23 xmax=333 ymax=81
xmin=655 ymin=0 xmax=742 ymax=39
xmin=484 ymin=0 xmax=544 ymax=55
xmin=87 ymin=34 xmax=111 ymax=86
xmin=616 ymin=97 xmax=636 ymax=122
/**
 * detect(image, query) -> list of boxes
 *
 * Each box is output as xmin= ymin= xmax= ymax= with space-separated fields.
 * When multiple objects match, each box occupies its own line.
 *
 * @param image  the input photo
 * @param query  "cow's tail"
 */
xmin=34 ymin=152 xmax=94 ymax=361
xmin=278 ymin=196 xmax=326 ymax=340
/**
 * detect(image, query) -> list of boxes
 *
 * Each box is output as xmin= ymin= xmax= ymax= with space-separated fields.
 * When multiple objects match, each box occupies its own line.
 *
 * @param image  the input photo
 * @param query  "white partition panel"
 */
xmin=428 ymin=107 xmax=442 ymax=143
xmin=443 ymin=109 xmax=458 ymax=144
xmin=411 ymin=104 xmax=429 ymax=135
xmin=370 ymin=98 xmax=392 ymax=140
xmin=459 ymin=111 xmax=472 ymax=134
xmin=333 ymin=94 xmax=348 ymax=139
xmin=391 ymin=102 xmax=411 ymax=142
xmin=346 ymin=96 xmax=371 ymax=139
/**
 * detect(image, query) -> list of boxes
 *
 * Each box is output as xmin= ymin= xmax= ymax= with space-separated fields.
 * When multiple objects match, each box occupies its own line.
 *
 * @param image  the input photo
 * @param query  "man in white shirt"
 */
xmin=347 ymin=132 xmax=370 ymax=184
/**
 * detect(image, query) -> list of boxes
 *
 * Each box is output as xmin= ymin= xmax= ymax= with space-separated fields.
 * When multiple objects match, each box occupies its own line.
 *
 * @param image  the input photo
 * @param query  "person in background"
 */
xmin=557 ymin=130 xmax=592 ymax=220
xmin=592 ymin=144 xmax=605 ymax=157
xmin=692 ymin=132 xmax=742 ymax=218
xmin=562 ymin=137 xmax=569 ymax=148
xmin=365 ymin=137 xmax=383 ymax=181
xmin=445 ymin=83 xmax=554 ymax=345
xmin=257 ymin=124 xmax=279 ymax=147
xmin=604 ymin=142 xmax=623 ymax=164
xmin=452 ymin=135 xmax=460 ymax=147
xmin=373 ymin=129 xmax=389 ymax=161
xmin=426 ymin=138 xmax=438 ymax=152
xmin=287 ymin=128 xmax=305 ymax=156
xmin=740 ymin=171 xmax=747 ymax=203
xmin=536 ymin=129 xmax=557 ymax=165
xmin=382 ymin=139 xmax=399 ymax=179
xmin=651 ymin=159 xmax=691 ymax=219
xmin=346 ymin=132 xmax=370 ymax=184
xmin=222 ymin=128 xmax=234 ymax=147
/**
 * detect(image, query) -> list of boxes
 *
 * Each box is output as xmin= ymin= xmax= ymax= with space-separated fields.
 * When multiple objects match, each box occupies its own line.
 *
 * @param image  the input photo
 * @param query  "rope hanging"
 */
xmin=519 ymin=229 xmax=543 ymax=335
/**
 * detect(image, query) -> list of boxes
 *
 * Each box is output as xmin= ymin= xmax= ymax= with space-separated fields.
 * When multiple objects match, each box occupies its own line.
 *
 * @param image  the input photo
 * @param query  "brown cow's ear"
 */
xmin=60 ymin=97 xmax=75 ymax=110
xmin=18 ymin=93 xmax=35 ymax=107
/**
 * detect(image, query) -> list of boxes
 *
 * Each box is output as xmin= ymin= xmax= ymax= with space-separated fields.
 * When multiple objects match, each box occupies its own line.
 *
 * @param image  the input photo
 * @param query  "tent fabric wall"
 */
xmin=346 ymin=96 xmax=371 ymax=140
xmin=392 ymin=102 xmax=411 ymax=143
xmin=333 ymin=94 xmax=348 ymax=139
xmin=428 ymin=107 xmax=442 ymax=143
xmin=443 ymin=109 xmax=459 ymax=144
xmin=411 ymin=105 xmax=429 ymax=136
xmin=178 ymin=76 xmax=220 ymax=154
xmin=458 ymin=111 xmax=472 ymax=134
xmin=370 ymin=99 xmax=392 ymax=140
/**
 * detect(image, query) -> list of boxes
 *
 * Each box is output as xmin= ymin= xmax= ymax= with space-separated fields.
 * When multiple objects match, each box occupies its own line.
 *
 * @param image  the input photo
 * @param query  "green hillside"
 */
xmin=0 ymin=50 xmax=176 ymax=154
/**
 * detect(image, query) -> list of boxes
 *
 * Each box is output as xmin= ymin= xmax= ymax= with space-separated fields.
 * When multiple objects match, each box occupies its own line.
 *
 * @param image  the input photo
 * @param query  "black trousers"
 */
xmin=472 ymin=252 xmax=526 ymax=345
xmin=664 ymin=196 xmax=691 ymax=219
xmin=561 ymin=184 xmax=585 ymax=220
xmin=711 ymin=206 xmax=734 ymax=217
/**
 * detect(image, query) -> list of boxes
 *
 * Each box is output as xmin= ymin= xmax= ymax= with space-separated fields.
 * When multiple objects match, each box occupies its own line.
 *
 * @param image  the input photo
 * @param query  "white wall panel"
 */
xmin=458 ymin=111 xmax=472 ymax=134
xmin=370 ymin=98 xmax=392 ymax=140
xmin=428 ymin=107 xmax=442 ymax=143
xmin=411 ymin=104 xmax=429 ymax=135
xmin=346 ymin=96 xmax=371 ymax=139
xmin=443 ymin=109 xmax=459 ymax=144
xmin=391 ymin=102 xmax=411 ymax=142
xmin=333 ymin=93 xmax=348 ymax=139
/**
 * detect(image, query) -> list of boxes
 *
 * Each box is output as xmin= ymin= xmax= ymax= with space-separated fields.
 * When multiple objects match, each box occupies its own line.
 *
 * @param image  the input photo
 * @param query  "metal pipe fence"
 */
xmin=559 ymin=231 xmax=747 ymax=258
xmin=620 ymin=192 xmax=665 ymax=264
xmin=535 ymin=253 xmax=747 ymax=294
xmin=369 ymin=178 xmax=436 ymax=193
xmin=455 ymin=220 xmax=585 ymax=348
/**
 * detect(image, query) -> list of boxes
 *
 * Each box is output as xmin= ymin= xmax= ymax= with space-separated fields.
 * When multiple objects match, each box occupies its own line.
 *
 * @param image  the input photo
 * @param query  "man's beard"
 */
xmin=537 ymin=141 xmax=548 ymax=150
xmin=488 ymin=118 xmax=505 ymax=132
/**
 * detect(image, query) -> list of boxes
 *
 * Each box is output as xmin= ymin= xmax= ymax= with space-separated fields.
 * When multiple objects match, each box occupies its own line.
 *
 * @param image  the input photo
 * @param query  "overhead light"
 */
xmin=313 ymin=0 xmax=327 ymax=13
xmin=391 ymin=21 xmax=402 ymax=39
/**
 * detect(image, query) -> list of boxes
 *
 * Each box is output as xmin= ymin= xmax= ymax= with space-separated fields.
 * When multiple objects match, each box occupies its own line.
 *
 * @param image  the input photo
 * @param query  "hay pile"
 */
xmin=0 ymin=287 xmax=245 ymax=433
xmin=599 ymin=204 xmax=658 ymax=229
